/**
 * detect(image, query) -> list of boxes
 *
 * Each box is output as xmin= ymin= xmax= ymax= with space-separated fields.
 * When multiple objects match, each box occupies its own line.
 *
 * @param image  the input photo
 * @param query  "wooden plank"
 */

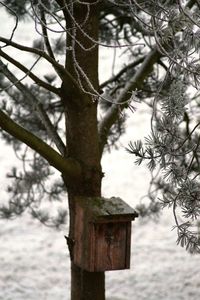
xmin=93 ymin=222 xmax=128 ymax=271
xmin=74 ymin=203 xmax=84 ymax=267
xmin=88 ymin=223 xmax=95 ymax=272
xmin=125 ymin=222 xmax=132 ymax=269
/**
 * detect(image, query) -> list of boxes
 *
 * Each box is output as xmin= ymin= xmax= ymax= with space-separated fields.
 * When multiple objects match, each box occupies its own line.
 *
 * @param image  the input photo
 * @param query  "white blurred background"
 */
xmin=0 ymin=8 xmax=200 ymax=300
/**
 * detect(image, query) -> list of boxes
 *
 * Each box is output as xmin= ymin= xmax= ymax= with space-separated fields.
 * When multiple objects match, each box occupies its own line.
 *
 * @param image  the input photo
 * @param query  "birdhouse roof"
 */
xmin=75 ymin=196 xmax=138 ymax=223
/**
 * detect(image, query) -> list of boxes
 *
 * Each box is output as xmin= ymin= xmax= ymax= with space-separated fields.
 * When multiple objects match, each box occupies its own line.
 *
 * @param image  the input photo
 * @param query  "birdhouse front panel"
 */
xmin=73 ymin=196 xmax=138 ymax=272
xmin=92 ymin=222 xmax=131 ymax=272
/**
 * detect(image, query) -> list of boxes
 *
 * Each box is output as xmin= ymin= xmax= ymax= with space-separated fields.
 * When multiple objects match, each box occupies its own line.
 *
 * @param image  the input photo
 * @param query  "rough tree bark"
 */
xmin=61 ymin=2 xmax=105 ymax=299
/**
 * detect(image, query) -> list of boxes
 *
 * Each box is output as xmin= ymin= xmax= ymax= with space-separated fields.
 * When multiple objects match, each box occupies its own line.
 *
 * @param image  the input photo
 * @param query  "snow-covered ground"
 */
xmin=0 ymin=7 xmax=200 ymax=300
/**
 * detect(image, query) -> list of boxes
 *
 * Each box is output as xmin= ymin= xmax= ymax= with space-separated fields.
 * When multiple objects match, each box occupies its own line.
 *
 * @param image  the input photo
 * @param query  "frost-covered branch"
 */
xmin=98 ymin=0 xmax=198 ymax=154
xmin=128 ymin=75 xmax=200 ymax=252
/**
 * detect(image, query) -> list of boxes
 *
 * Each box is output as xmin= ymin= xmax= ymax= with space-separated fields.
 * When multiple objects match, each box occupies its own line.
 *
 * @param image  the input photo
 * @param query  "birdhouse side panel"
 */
xmin=74 ymin=204 xmax=84 ymax=267
xmin=74 ymin=203 xmax=95 ymax=271
xmin=124 ymin=222 xmax=132 ymax=268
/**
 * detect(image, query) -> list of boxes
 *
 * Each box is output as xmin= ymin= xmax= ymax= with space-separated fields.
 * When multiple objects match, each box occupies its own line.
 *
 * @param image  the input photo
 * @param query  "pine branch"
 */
xmin=0 ymin=60 xmax=66 ymax=155
xmin=0 ymin=48 xmax=60 ymax=95
xmin=98 ymin=48 xmax=161 ymax=155
xmin=0 ymin=110 xmax=81 ymax=179
xmin=98 ymin=0 xmax=197 ymax=155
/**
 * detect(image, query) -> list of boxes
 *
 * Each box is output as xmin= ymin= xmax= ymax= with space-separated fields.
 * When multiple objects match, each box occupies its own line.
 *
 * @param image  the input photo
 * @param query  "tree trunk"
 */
xmin=61 ymin=2 xmax=105 ymax=299
xmin=62 ymin=101 xmax=104 ymax=300
xmin=71 ymin=264 xmax=105 ymax=300
xmin=63 ymin=100 xmax=105 ymax=299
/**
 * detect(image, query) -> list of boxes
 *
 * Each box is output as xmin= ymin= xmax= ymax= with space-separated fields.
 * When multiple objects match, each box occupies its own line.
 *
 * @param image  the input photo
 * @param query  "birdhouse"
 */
xmin=73 ymin=196 xmax=138 ymax=272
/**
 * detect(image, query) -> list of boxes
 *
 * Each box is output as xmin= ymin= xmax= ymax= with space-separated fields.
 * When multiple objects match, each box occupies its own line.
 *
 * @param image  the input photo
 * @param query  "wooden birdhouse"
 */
xmin=73 ymin=196 xmax=138 ymax=272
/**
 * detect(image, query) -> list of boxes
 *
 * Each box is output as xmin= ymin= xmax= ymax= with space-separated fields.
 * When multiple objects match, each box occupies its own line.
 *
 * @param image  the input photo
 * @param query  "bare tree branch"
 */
xmin=0 ymin=48 xmax=60 ymax=95
xmin=0 ymin=109 xmax=81 ymax=179
xmin=40 ymin=9 xmax=56 ymax=60
xmin=0 ymin=60 xmax=66 ymax=155
xmin=0 ymin=1 xmax=19 ymax=41
xmin=100 ymin=56 xmax=145 ymax=89
xmin=98 ymin=48 xmax=161 ymax=155
xmin=0 ymin=37 xmax=79 ymax=88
